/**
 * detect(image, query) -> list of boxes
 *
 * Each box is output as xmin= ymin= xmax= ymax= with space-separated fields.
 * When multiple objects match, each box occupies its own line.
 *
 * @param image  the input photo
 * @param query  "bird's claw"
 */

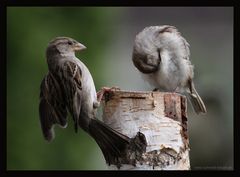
xmin=97 ymin=86 xmax=121 ymax=102
xmin=153 ymin=88 xmax=160 ymax=92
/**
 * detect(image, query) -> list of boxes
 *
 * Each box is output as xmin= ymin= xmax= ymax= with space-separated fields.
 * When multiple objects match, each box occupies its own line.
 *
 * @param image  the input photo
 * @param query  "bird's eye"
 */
xmin=68 ymin=41 xmax=73 ymax=45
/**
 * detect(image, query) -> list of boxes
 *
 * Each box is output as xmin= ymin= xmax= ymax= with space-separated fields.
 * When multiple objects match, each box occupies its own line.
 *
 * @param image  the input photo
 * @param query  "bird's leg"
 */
xmin=97 ymin=86 xmax=120 ymax=102
xmin=97 ymin=87 xmax=111 ymax=102
xmin=173 ymin=86 xmax=182 ymax=95
xmin=93 ymin=87 xmax=112 ymax=109
xmin=153 ymin=88 xmax=160 ymax=92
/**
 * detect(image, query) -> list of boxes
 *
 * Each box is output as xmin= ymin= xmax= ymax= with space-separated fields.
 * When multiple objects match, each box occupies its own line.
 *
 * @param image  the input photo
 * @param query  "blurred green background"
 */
xmin=7 ymin=7 xmax=233 ymax=170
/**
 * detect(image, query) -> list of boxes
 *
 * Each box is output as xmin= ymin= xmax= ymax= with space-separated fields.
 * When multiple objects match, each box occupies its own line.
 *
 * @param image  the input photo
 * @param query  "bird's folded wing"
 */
xmin=39 ymin=72 xmax=68 ymax=141
xmin=60 ymin=61 xmax=83 ymax=133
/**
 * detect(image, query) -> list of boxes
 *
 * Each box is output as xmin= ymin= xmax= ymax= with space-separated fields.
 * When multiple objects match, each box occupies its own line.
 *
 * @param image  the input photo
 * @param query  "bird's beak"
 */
xmin=74 ymin=42 xmax=87 ymax=51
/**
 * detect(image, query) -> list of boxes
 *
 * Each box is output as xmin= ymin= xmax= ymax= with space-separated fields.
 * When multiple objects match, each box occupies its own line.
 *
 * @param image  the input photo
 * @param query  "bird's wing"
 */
xmin=59 ymin=60 xmax=83 ymax=133
xmin=39 ymin=72 xmax=68 ymax=141
xmin=180 ymin=36 xmax=190 ymax=61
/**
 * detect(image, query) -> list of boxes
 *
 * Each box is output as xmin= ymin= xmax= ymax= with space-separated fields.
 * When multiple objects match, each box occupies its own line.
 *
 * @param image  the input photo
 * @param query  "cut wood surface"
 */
xmin=101 ymin=90 xmax=190 ymax=170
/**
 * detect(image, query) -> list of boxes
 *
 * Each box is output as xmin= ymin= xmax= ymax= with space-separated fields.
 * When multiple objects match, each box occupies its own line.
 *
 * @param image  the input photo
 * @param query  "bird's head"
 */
xmin=132 ymin=25 xmax=189 ymax=74
xmin=46 ymin=37 xmax=86 ymax=57
xmin=132 ymin=26 xmax=165 ymax=73
xmin=133 ymin=25 xmax=179 ymax=57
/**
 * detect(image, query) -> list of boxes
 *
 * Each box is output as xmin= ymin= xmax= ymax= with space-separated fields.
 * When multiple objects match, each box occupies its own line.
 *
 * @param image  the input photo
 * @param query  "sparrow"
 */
xmin=132 ymin=25 xmax=206 ymax=114
xmin=39 ymin=37 xmax=130 ymax=164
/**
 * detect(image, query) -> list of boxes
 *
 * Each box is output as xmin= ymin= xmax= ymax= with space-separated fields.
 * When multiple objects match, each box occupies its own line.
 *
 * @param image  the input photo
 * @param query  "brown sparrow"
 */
xmin=39 ymin=37 xmax=130 ymax=164
xmin=132 ymin=26 xmax=206 ymax=114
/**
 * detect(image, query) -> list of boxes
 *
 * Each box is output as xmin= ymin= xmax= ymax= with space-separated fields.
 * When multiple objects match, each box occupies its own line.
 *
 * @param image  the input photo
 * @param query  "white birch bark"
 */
xmin=101 ymin=90 xmax=190 ymax=170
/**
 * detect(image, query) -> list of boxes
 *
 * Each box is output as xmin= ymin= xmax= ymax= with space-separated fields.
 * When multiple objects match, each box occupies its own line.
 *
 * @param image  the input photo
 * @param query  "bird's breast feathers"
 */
xmin=142 ymin=52 xmax=192 ymax=91
xmin=59 ymin=58 xmax=97 ymax=103
xmin=75 ymin=59 xmax=97 ymax=104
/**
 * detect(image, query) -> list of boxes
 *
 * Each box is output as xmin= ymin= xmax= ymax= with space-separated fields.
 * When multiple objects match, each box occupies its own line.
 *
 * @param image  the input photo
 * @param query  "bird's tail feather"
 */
xmin=88 ymin=118 xmax=130 ymax=165
xmin=187 ymin=85 xmax=207 ymax=114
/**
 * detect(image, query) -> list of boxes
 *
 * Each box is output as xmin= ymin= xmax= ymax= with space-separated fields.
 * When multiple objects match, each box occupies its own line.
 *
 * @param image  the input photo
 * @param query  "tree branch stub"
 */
xmin=102 ymin=90 xmax=190 ymax=170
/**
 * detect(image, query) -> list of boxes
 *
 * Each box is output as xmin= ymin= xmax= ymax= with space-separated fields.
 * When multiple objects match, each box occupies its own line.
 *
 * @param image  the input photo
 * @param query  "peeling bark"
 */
xmin=101 ymin=90 xmax=190 ymax=170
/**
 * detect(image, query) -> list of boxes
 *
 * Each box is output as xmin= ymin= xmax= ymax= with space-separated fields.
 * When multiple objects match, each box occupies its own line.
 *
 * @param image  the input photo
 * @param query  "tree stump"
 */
xmin=101 ymin=90 xmax=190 ymax=170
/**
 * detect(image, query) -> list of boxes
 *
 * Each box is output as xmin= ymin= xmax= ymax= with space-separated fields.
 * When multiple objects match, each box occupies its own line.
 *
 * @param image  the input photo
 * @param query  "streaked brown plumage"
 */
xmin=39 ymin=37 xmax=130 ymax=165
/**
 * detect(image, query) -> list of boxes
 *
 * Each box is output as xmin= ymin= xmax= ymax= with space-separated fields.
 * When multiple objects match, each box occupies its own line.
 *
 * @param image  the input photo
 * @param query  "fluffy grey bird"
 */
xmin=39 ymin=37 xmax=130 ymax=164
xmin=132 ymin=25 xmax=206 ymax=114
